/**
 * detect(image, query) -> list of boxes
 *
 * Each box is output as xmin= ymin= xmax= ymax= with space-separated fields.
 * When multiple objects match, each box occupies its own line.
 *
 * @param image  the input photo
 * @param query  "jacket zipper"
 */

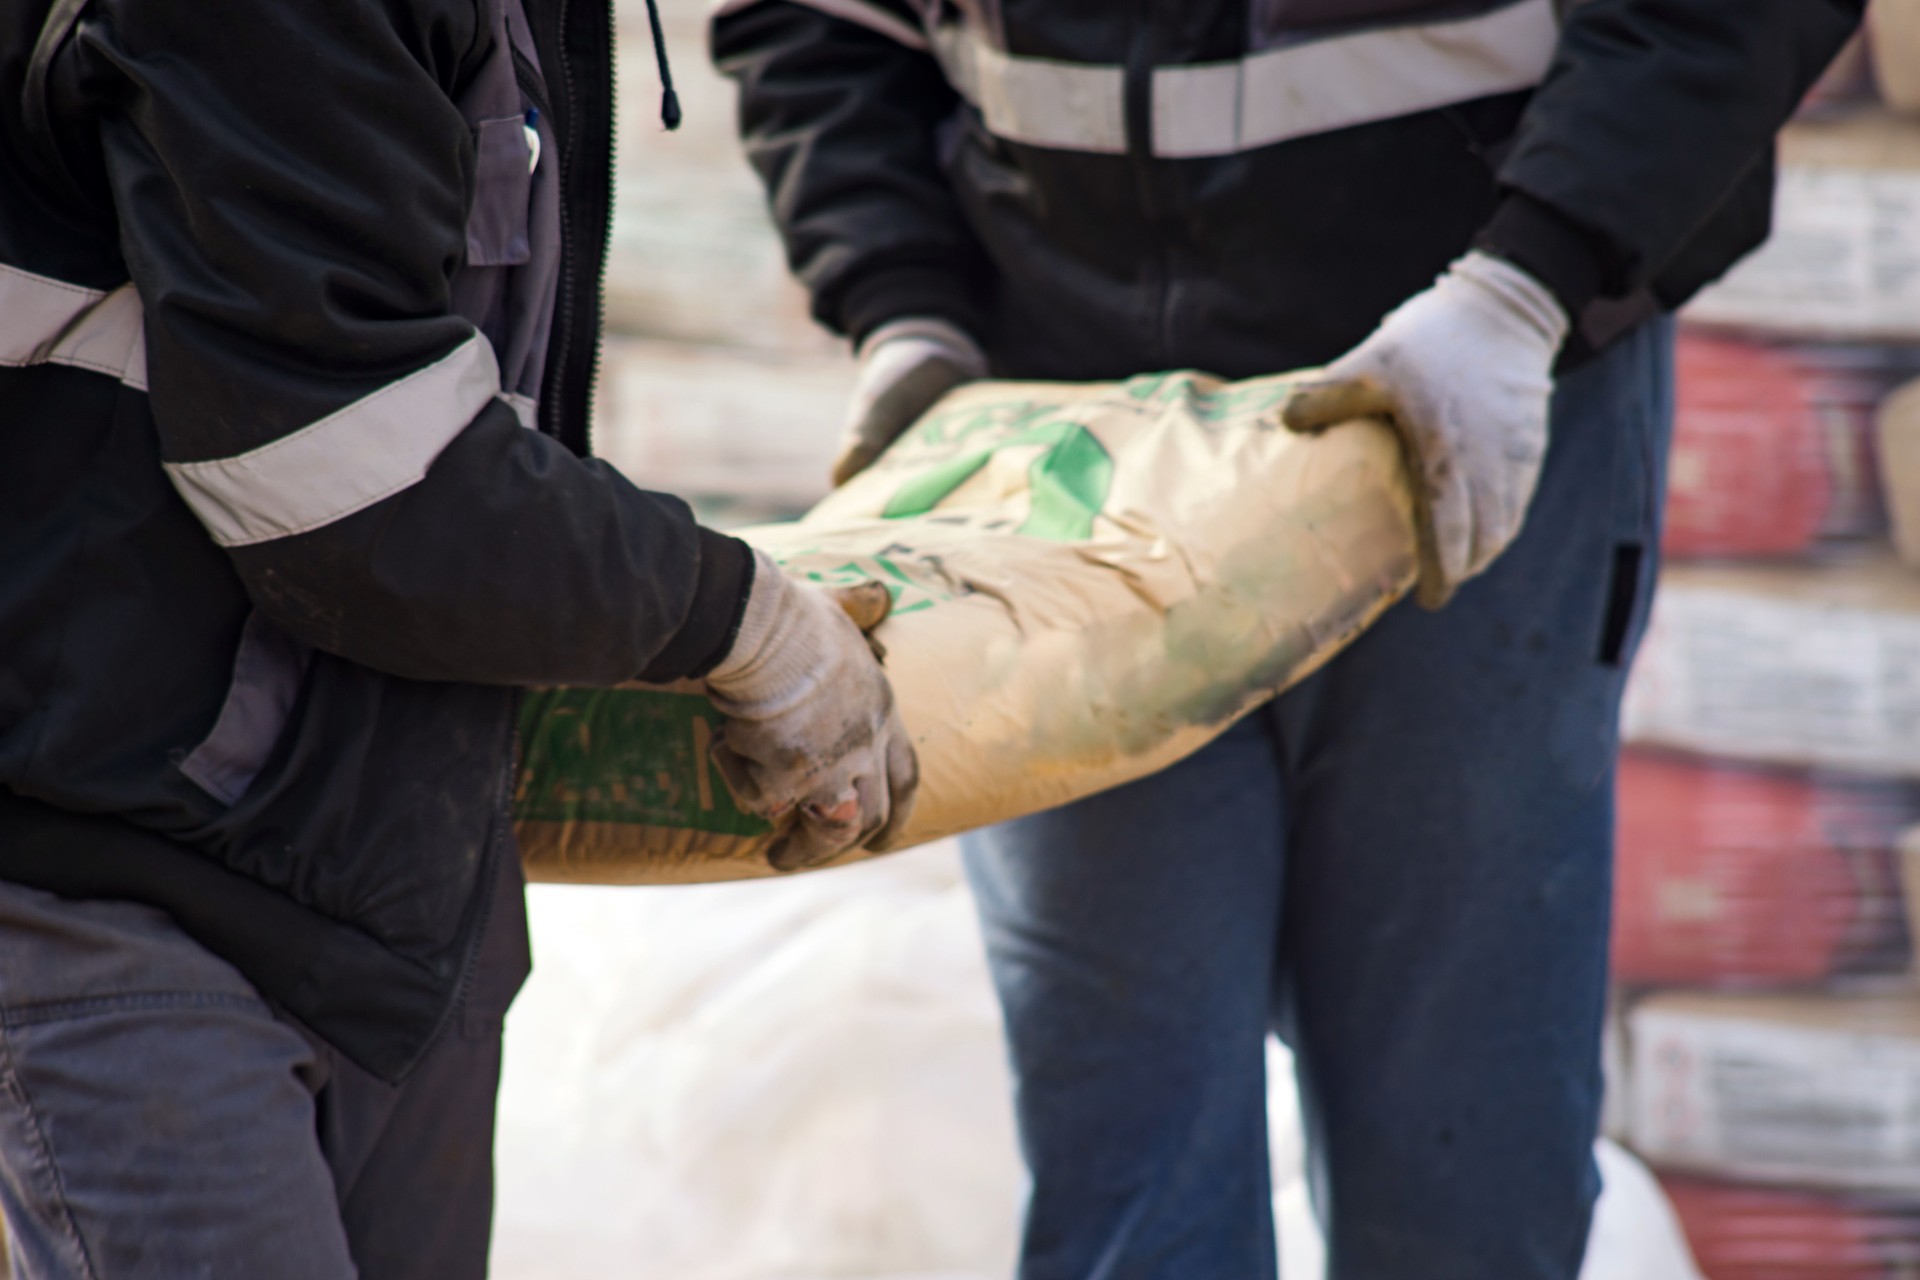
xmin=548 ymin=0 xmax=582 ymax=446
xmin=535 ymin=0 xmax=617 ymax=456
xmin=584 ymin=0 xmax=616 ymax=457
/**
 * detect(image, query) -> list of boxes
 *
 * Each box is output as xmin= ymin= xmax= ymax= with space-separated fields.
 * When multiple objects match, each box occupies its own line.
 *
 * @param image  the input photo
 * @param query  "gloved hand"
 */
xmin=1282 ymin=250 xmax=1569 ymax=609
xmin=832 ymin=317 xmax=987 ymax=486
xmin=704 ymin=551 xmax=919 ymax=871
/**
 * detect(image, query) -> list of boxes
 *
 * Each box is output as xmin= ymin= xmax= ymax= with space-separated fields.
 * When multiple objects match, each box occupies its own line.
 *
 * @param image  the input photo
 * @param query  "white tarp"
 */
xmin=492 ymin=843 xmax=1700 ymax=1279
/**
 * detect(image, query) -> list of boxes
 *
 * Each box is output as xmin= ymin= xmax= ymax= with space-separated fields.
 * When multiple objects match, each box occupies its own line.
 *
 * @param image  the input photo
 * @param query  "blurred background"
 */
xmin=491 ymin=2 xmax=1920 ymax=1277
xmin=585 ymin=0 xmax=849 ymax=528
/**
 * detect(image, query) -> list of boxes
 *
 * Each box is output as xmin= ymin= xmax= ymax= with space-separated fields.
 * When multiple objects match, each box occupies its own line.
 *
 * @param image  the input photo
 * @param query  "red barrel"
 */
xmin=1661 ymin=1175 xmax=1920 ymax=1280
xmin=1612 ymin=752 xmax=1912 ymax=985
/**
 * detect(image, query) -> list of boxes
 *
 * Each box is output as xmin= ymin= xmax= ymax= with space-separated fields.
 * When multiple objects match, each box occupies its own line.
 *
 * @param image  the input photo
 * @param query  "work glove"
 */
xmin=704 ymin=551 xmax=919 ymax=871
xmin=1283 ymin=250 xmax=1569 ymax=609
xmin=833 ymin=317 xmax=987 ymax=486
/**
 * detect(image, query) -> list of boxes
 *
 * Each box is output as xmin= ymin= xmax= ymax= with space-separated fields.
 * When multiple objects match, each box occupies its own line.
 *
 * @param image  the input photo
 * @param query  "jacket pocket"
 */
xmin=466 ymin=116 xmax=534 ymax=268
xmin=179 ymin=613 xmax=313 ymax=805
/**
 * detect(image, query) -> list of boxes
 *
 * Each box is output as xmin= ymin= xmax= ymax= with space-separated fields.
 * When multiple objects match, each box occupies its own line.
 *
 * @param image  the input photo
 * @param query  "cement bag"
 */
xmin=516 ymin=370 xmax=1418 ymax=884
xmin=1612 ymin=751 xmax=1914 ymax=986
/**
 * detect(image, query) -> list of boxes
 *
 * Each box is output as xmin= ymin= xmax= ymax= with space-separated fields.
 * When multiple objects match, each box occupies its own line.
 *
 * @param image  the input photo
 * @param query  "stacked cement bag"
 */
xmin=1614 ymin=36 xmax=1920 ymax=1276
xmin=517 ymin=372 xmax=1417 ymax=883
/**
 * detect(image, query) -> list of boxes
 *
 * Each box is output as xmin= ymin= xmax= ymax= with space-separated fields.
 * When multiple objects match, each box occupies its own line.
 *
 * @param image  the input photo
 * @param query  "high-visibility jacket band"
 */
xmin=919 ymin=0 xmax=1556 ymax=157
xmin=930 ymin=24 xmax=1128 ymax=154
xmin=0 ymin=266 xmax=148 ymax=389
xmin=1156 ymin=0 xmax=1559 ymax=157
xmin=164 ymin=333 xmax=501 ymax=548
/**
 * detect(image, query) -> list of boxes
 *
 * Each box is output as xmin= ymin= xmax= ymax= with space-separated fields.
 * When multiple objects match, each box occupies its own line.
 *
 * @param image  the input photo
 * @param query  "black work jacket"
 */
xmin=1 ymin=0 xmax=750 ymax=1081
xmin=713 ymin=0 xmax=1865 ymax=378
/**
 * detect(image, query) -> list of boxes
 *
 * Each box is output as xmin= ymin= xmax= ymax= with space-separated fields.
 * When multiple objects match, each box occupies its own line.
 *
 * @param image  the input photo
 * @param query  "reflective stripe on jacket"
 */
xmin=712 ymin=0 xmax=1863 ymax=380
xmin=739 ymin=0 xmax=1563 ymax=158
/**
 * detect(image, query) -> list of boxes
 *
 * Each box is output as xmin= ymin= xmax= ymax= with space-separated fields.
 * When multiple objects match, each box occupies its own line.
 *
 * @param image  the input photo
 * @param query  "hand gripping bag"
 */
xmin=516 ymin=370 xmax=1417 ymax=883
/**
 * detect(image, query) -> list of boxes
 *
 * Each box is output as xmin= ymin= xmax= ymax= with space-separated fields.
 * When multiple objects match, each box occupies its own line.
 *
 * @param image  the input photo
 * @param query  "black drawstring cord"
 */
xmin=642 ymin=0 xmax=683 ymax=130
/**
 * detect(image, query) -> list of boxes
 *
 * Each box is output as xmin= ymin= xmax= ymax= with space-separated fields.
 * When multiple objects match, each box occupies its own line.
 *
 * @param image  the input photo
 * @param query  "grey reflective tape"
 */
xmin=502 ymin=391 xmax=539 ymax=428
xmin=711 ymin=0 xmax=930 ymax=49
xmin=0 ymin=266 xmax=147 ymax=388
xmin=931 ymin=24 xmax=1126 ymax=154
xmin=119 ymin=309 xmax=149 ymax=392
xmin=928 ymin=0 xmax=1554 ymax=158
xmin=165 ymin=334 xmax=500 ymax=548
xmin=1155 ymin=0 xmax=1559 ymax=157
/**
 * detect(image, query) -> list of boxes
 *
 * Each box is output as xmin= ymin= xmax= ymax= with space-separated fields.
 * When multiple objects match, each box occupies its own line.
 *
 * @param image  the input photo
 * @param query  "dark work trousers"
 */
xmin=0 ymin=852 xmax=529 ymax=1279
xmin=962 ymin=317 xmax=1676 ymax=1280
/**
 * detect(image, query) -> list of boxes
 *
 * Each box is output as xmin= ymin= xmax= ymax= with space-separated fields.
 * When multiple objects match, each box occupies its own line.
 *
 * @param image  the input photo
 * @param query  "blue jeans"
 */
xmin=0 ymin=859 xmax=527 ymax=1279
xmin=962 ymin=320 xmax=1675 ymax=1280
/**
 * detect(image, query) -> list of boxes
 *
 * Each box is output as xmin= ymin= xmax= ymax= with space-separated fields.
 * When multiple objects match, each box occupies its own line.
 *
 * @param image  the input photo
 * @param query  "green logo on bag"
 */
xmin=514 ymin=689 xmax=771 ymax=835
xmin=880 ymin=420 xmax=1114 ymax=542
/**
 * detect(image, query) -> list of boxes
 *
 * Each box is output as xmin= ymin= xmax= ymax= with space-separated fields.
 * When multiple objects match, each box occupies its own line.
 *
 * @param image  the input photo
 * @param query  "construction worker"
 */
xmin=0 ymin=0 xmax=915 ymax=1274
xmin=714 ymin=2 xmax=1863 ymax=1276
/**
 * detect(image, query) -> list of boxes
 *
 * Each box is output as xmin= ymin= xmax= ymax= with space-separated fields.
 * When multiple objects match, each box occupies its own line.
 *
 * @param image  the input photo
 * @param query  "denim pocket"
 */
xmin=1594 ymin=315 xmax=1676 ymax=671
xmin=1595 ymin=542 xmax=1645 ymax=667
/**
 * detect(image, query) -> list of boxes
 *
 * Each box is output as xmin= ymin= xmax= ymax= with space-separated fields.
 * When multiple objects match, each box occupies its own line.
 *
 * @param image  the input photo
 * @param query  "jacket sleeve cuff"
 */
xmin=640 ymin=528 xmax=756 ymax=682
xmin=839 ymin=264 xmax=985 ymax=349
xmin=1472 ymin=191 xmax=1613 ymax=321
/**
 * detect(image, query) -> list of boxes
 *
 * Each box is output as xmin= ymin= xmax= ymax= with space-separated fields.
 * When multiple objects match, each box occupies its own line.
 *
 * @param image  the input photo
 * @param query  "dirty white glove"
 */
xmin=705 ymin=551 xmax=919 ymax=871
xmin=1283 ymin=250 xmax=1568 ymax=609
xmin=832 ymin=317 xmax=987 ymax=486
